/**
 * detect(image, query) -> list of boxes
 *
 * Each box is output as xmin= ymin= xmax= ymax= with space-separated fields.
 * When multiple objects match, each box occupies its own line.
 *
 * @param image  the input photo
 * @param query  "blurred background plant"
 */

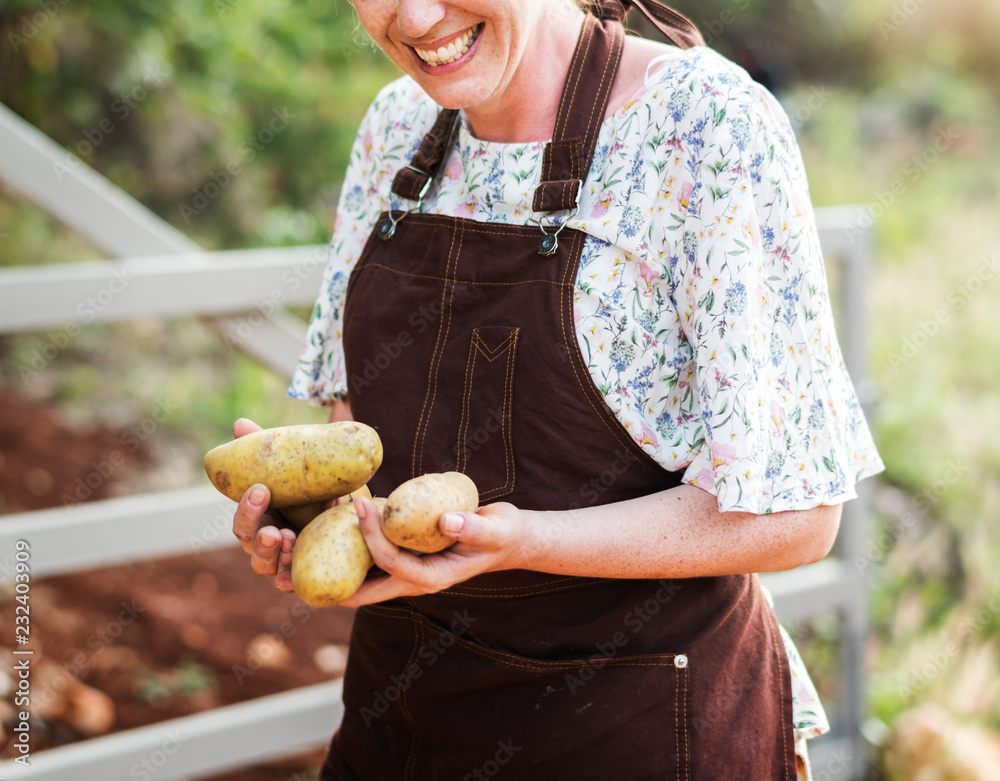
xmin=1 ymin=0 xmax=999 ymax=778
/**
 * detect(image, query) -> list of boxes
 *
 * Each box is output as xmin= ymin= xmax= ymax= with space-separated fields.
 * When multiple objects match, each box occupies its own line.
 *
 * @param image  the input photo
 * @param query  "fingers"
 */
xmin=339 ymin=570 xmax=413 ymax=608
xmin=440 ymin=502 xmax=516 ymax=549
xmin=355 ymin=498 xmax=432 ymax=587
xmin=251 ymin=526 xmax=283 ymax=576
xmin=274 ymin=528 xmax=296 ymax=592
xmin=328 ymin=399 xmax=354 ymax=423
xmin=234 ymin=484 xmax=271 ymax=552
xmin=233 ymin=417 xmax=263 ymax=438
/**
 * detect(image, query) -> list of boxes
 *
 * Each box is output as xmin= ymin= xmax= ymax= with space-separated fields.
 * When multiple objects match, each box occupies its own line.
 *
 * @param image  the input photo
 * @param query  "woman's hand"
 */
xmin=231 ymin=399 xmax=357 ymax=593
xmin=339 ymin=497 xmax=527 ymax=608
xmin=230 ymin=417 xmax=298 ymax=591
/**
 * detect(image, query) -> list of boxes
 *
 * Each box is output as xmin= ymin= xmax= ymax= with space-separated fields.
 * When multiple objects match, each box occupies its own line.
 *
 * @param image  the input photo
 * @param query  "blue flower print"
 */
xmin=765 ymin=451 xmax=785 ymax=481
xmin=609 ymin=340 xmax=635 ymax=372
xmin=725 ymin=281 xmax=747 ymax=316
xmin=620 ymin=205 xmax=643 ymax=238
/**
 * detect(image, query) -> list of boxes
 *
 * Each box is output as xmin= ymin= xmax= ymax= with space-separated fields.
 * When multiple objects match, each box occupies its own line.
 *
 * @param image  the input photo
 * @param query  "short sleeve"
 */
xmin=287 ymin=86 xmax=395 ymax=404
xmin=671 ymin=74 xmax=883 ymax=514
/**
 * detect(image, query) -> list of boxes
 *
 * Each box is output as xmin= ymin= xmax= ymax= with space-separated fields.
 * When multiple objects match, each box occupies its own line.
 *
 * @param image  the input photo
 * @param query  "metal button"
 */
xmin=376 ymin=217 xmax=396 ymax=241
xmin=538 ymin=233 xmax=558 ymax=256
xmin=674 ymin=654 xmax=688 ymax=669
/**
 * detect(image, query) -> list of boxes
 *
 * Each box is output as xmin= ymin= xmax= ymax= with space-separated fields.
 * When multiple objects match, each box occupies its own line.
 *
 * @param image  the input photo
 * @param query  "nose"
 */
xmin=394 ymin=0 xmax=447 ymax=39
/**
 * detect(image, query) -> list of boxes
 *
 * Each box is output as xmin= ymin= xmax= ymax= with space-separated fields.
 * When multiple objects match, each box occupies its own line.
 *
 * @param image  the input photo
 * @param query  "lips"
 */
xmin=413 ymin=24 xmax=482 ymax=66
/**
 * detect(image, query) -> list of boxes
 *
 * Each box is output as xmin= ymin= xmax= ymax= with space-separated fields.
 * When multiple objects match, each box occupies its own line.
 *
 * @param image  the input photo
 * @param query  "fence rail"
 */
xmin=0 ymin=98 xmax=876 ymax=780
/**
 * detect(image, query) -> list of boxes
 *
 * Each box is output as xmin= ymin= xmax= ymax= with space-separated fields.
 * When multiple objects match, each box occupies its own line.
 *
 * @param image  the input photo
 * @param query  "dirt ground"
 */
xmin=0 ymin=388 xmax=352 ymax=780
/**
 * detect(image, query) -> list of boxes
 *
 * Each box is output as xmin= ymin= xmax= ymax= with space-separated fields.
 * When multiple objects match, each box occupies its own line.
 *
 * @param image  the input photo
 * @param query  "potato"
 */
xmin=203 ymin=423 xmax=382 ymax=508
xmin=281 ymin=485 xmax=373 ymax=529
xmin=381 ymin=472 xmax=479 ymax=553
xmin=291 ymin=504 xmax=374 ymax=607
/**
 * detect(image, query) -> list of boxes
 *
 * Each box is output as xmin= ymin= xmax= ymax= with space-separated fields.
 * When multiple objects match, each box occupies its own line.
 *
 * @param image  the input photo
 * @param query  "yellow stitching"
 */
xmin=417 ymin=613 xmax=679 ymax=670
xmin=675 ymin=665 xmax=680 ymax=781
xmin=456 ymin=330 xmax=478 ymax=475
xmin=365 ymin=604 xmax=414 ymax=619
xmin=357 ymin=263 xmax=570 ymax=288
xmin=401 ymin=620 xmax=422 ymax=781
xmin=442 ymin=578 xmax=618 ymax=598
xmin=473 ymin=331 xmax=518 ymax=362
xmin=418 ymin=227 xmax=462 ymax=474
xmin=767 ymin=592 xmax=791 ymax=780
xmin=681 ymin=667 xmax=691 ymax=781
xmin=558 ymin=16 xmax=594 ymax=140
xmin=683 ymin=666 xmax=690 ymax=781
xmin=552 ymin=16 xmax=591 ymax=151
xmin=411 ymin=225 xmax=462 ymax=476
xmin=443 ymin=575 xmax=583 ymax=592
xmin=501 ymin=329 xmax=518 ymax=495
xmin=556 ymin=227 xmax=665 ymax=473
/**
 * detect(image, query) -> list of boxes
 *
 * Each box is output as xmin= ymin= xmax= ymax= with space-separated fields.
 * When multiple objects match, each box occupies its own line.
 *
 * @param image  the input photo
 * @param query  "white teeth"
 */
xmin=415 ymin=25 xmax=479 ymax=66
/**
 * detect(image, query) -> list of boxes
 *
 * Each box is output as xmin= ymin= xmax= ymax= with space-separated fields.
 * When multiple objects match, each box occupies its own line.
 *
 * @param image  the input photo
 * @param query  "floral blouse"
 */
xmin=290 ymin=44 xmax=885 ymax=738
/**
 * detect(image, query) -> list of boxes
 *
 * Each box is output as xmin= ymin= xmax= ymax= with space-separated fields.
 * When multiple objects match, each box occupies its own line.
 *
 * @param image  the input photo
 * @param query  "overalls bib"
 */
xmin=321 ymin=7 xmax=796 ymax=779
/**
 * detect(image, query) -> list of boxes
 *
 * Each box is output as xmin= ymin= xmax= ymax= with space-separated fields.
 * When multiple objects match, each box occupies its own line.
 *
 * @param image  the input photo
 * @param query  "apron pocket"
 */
xmin=402 ymin=611 xmax=691 ymax=781
xmin=456 ymin=326 xmax=520 ymax=501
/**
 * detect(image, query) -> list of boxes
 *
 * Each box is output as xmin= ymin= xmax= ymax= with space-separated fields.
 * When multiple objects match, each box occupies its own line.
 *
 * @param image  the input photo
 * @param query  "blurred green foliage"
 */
xmin=0 ymin=0 xmax=399 ymax=252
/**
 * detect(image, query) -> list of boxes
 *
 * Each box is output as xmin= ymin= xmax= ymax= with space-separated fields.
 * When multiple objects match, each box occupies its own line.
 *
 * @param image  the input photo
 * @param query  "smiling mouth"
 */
xmin=413 ymin=24 xmax=482 ymax=66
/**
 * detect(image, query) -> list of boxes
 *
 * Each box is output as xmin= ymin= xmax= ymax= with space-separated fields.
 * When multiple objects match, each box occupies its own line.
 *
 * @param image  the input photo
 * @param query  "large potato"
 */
xmin=291 ymin=503 xmax=374 ymax=607
xmin=381 ymin=472 xmax=479 ymax=553
xmin=203 ymin=423 xmax=382 ymax=508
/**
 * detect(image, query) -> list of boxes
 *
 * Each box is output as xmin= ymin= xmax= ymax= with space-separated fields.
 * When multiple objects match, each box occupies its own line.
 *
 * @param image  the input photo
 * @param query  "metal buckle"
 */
xmin=533 ymin=182 xmax=582 ymax=256
xmin=536 ymin=208 xmax=579 ymax=256
xmin=404 ymin=163 xmax=434 ymax=201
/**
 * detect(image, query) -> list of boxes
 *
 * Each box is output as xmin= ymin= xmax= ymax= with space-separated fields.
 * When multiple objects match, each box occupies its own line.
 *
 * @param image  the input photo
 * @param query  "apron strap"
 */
xmin=595 ymin=0 xmax=705 ymax=50
xmin=390 ymin=107 xmax=460 ymax=202
xmin=531 ymin=13 xmax=624 ymax=213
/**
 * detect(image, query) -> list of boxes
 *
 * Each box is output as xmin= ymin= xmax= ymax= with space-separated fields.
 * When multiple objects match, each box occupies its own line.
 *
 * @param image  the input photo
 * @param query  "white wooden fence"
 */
xmin=0 ymin=100 xmax=877 ymax=780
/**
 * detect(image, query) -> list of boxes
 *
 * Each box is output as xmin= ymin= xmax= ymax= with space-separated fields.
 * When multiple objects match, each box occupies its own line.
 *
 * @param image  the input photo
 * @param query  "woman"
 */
xmin=233 ymin=1 xmax=883 ymax=778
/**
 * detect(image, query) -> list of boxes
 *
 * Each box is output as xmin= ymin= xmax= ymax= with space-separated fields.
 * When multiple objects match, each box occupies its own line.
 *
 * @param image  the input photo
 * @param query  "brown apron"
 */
xmin=321 ymin=8 xmax=795 ymax=780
